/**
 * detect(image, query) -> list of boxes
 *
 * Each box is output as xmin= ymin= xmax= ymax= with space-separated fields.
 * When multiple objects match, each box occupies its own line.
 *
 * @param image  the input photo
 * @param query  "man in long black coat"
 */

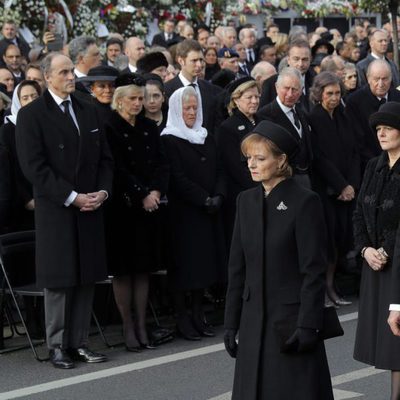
xmin=346 ymin=59 xmax=400 ymax=171
xmin=259 ymin=39 xmax=314 ymax=113
xmin=164 ymin=39 xmax=222 ymax=135
xmin=16 ymin=53 xmax=113 ymax=369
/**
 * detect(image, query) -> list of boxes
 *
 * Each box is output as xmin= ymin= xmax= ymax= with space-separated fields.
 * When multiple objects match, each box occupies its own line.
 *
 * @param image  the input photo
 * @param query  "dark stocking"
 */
xmin=391 ymin=371 xmax=400 ymax=400
xmin=132 ymin=273 xmax=149 ymax=345
xmin=112 ymin=276 xmax=138 ymax=348
xmin=326 ymin=262 xmax=340 ymax=302
xmin=191 ymin=289 xmax=205 ymax=328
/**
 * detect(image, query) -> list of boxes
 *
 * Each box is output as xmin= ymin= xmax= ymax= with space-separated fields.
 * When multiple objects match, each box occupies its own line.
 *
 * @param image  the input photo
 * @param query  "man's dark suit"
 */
xmin=16 ymin=90 xmax=113 ymax=349
xmin=259 ymin=70 xmax=315 ymax=112
xmin=151 ymin=32 xmax=181 ymax=48
xmin=356 ymin=54 xmax=400 ymax=88
xmin=257 ymin=99 xmax=314 ymax=180
xmin=345 ymin=85 xmax=400 ymax=169
xmin=164 ymin=76 xmax=222 ymax=135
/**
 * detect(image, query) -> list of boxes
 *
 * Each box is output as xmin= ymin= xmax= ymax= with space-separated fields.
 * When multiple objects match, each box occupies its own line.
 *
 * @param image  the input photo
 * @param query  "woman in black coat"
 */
xmin=217 ymin=77 xmax=259 ymax=248
xmin=224 ymin=121 xmax=333 ymax=400
xmin=161 ymin=86 xmax=227 ymax=340
xmin=104 ymin=74 xmax=169 ymax=350
xmin=354 ymin=102 xmax=400 ymax=399
xmin=309 ymin=72 xmax=360 ymax=307
xmin=0 ymin=80 xmax=41 ymax=231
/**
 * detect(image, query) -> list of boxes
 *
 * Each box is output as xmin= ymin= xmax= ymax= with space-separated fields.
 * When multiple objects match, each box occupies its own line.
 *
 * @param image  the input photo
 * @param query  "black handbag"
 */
xmin=274 ymin=306 xmax=344 ymax=352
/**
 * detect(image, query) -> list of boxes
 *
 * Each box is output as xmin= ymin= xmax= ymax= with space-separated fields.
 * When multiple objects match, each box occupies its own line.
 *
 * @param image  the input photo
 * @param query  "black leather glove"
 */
xmin=224 ymin=329 xmax=238 ymax=358
xmin=204 ymin=195 xmax=223 ymax=214
xmin=285 ymin=327 xmax=319 ymax=353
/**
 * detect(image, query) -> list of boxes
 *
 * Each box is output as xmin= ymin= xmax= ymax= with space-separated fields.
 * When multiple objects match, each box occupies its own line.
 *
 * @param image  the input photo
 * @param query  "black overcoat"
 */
xmin=164 ymin=76 xmax=222 ymax=135
xmin=345 ymin=85 xmax=400 ymax=169
xmin=309 ymin=104 xmax=360 ymax=259
xmin=104 ymin=111 xmax=169 ymax=275
xmin=224 ymin=180 xmax=333 ymax=400
xmin=353 ymin=153 xmax=400 ymax=369
xmin=15 ymin=90 xmax=113 ymax=289
xmin=161 ymin=134 xmax=227 ymax=290
xmin=217 ymin=109 xmax=257 ymax=247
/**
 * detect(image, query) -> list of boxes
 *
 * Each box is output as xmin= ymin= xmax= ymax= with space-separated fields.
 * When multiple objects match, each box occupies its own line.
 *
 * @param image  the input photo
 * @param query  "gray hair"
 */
xmin=239 ymin=28 xmax=256 ymax=42
xmin=181 ymin=86 xmax=198 ymax=104
xmin=276 ymin=67 xmax=303 ymax=89
xmin=68 ymin=36 xmax=96 ymax=64
xmin=41 ymin=52 xmax=62 ymax=76
xmin=251 ymin=61 xmax=276 ymax=80
xmin=344 ymin=62 xmax=356 ymax=73
xmin=366 ymin=58 xmax=392 ymax=79
xmin=309 ymin=71 xmax=343 ymax=104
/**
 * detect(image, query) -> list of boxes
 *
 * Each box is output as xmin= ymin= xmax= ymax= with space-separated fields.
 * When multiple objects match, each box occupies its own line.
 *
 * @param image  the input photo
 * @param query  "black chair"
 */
xmin=0 ymin=230 xmax=48 ymax=361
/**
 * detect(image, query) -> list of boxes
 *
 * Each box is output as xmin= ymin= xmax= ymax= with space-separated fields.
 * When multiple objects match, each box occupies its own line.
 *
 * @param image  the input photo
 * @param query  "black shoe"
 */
xmin=68 ymin=347 xmax=107 ymax=363
xmin=192 ymin=319 xmax=215 ymax=337
xmin=138 ymin=341 xmax=157 ymax=350
xmin=125 ymin=345 xmax=142 ymax=353
xmin=49 ymin=348 xmax=75 ymax=369
xmin=176 ymin=316 xmax=201 ymax=341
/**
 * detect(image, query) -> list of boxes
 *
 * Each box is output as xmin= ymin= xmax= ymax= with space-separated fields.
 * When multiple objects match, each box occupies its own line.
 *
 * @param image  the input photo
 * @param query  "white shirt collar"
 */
xmin=178 ymin=72 xmax=198 ymax=86
xmin=48 ymin=88 xmax=72 ymax=107
xmin=74 ymin=68 xmax=86 ymax=78
xmin=377 ymin=94 xmax=389 ymax=101
xmin=371 ymin=52 xmax=384 ymax=60
xmin=128 ymin=64 xmax=137 ymax=73
xmin=276 ymin=96 xmax=293 ymax=114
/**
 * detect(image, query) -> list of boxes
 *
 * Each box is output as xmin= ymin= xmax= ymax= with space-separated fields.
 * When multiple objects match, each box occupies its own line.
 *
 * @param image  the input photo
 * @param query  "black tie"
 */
xmin=61 ymin=100 xmax=78 ymax=132
xmin=291 ymin=108 xmax=301 ymax=130
xmin=379 ymin=97 xmax=386 ymax=106
xmin=189 ymin=83 xmax=197 ymax=89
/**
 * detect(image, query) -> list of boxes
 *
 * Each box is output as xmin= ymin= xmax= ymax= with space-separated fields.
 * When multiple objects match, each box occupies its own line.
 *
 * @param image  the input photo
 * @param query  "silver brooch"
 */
xmin=277 ymin=201 xmax=288 ymax=211
xmin=238 ymin=125 xmax=245 ymax=131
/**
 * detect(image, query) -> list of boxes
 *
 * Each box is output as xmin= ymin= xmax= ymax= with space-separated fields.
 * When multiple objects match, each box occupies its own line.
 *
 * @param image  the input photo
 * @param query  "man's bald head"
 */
xmin=125 ymin=37 xmax=145 ymax=66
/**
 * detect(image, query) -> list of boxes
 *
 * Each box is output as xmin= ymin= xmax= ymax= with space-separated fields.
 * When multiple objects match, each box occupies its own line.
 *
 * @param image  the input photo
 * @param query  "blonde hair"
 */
xmin=274 ymin=33 xmax=289 ymax=58
xmin=241 ymin=133 xmax=292 ymax=178
xmin=111 ymin=84 xmax=145 ymax=111
xmin=228 ymin=80 xmax=259 ymax=115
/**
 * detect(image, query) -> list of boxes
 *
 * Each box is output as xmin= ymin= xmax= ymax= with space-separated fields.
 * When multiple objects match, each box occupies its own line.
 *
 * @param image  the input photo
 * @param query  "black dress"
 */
xmin=217 ymin=109 xmax=257 ymax=247
xmin=353 ymin=153 xmax=400 ymax=369
xmin=225 ymin=180 xmax=333 ymax=400
xmin=161 ymin=134 xmax=227 ymax=290
xmin=309 ymin=104 xmax=360 ymax=261
xmin=104 ymin=111 xmax=169 ymax=275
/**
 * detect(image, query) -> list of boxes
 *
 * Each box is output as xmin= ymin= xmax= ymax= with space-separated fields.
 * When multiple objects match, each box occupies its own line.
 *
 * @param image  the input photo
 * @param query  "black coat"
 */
xmin=15 ymin=90 xmax=114 ymax=288
xmin=0 ymin=37 xmax=30 ymax=60
xmin=345 ymin=85 xmax=400 ymax=169
xmin=0 ymin=121 xmax=34 ymax=231
xmin=256 ymin=99 xmax=314 ymax=174
xmin=217 ymin=110 xmax=257 ymax=246
xmin=259 ymin=70 xmax=315 ymax=112
xmin=104 ymin=111 xmax=169 ymax=275
xmin=309 ymin=104 xmax=360 ymax=258
xmin=0 ymin=144 xmax=11 ymax=233
xmin=356 ymin=54 xmax=400 ymax=88
xmin=161 ymin=134 xmax=227 ymax=290
xmin=353 ymin=153 xmax=400 ymax=369
xmin=164 ymin=76 xmax=222 ymax=135
xmin=224 ymin=180 xmax=332 ymax=400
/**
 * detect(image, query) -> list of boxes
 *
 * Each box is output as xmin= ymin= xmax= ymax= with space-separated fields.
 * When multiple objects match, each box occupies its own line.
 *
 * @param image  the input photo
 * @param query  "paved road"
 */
xmin=0 ymin=300 xmax=391 ymax=400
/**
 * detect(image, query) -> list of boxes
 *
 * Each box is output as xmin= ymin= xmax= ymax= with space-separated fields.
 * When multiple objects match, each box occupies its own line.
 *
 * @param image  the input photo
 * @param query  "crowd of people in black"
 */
xmin=2 ymin=14 xmax=400 ymax=398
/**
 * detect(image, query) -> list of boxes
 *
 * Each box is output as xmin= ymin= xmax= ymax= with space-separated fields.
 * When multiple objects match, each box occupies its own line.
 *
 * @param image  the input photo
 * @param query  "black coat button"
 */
xmin=58 ymin=144 xmax=64 ymax=149
xmin=123 ymin=133 xmax=128 ymax=138
xmin=127 ymin=146 xmax=132 ymax=151
xmin=201 ymin=156 xmax=206 ymax=162
xmin=144 ymin=132 xmax=149 ymax=136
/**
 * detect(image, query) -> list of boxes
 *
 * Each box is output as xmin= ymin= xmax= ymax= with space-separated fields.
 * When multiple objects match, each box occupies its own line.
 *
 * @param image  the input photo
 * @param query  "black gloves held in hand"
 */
xmin=224 ymin=329 xmax=238 ymax=358
xmin=285 ymin=327 xmax=319 ymax=353
xmin=204 ymin=195 xmax=223 ymax=214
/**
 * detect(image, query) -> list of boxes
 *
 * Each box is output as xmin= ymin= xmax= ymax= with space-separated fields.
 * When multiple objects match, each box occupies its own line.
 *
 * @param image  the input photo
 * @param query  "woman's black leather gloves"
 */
xmin=224 ymin=329 xmax=238 ymax=358
xmin=204 ymin=195 xmax=223 ymax=214
xmin=285 ymin=327 xmax=319 ymax=353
